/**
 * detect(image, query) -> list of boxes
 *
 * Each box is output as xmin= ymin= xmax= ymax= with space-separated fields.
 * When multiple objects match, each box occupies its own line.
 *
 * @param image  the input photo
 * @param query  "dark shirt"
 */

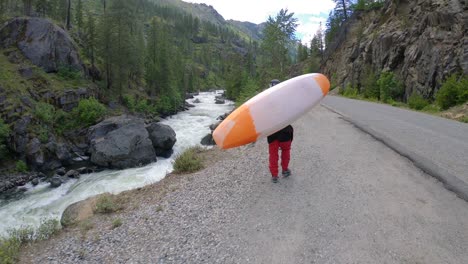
xmin=267 ymin=125 xmax=294 ymax=144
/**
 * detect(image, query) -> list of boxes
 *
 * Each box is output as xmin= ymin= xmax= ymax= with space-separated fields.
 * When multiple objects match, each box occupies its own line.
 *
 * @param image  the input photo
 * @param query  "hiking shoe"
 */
xmin=272 ymin=177 xmax=279 ymax=183
xmin=282 ymin=169 xmax=291 ymax=177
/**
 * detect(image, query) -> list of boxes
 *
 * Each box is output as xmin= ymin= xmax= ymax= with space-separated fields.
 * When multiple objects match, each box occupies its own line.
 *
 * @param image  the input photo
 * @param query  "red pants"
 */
xmin=268 ymin=140 xmax=292 ymax=177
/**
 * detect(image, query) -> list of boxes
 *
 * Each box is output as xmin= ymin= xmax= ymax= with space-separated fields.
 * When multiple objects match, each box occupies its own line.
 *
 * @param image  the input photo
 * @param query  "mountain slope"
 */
xmin=322 ymin=0 xmax=467 ymax=99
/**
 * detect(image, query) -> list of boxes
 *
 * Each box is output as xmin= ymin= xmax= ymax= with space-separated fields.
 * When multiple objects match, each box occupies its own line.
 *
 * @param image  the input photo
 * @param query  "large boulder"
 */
xmin=146 ymin=123 xmax=176 ymax=158
xmin=88 ymin=116 xmax=157 ymax=169
xmin=0 ymin=17 xmax=83 ymax=73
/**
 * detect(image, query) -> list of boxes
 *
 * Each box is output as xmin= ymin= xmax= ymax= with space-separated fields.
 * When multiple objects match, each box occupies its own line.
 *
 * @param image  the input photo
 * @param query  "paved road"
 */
xmin=22 ymin=106 xmax=468 ymax=263
xmin=232 ymin=106 xmax=468 ymax=263
xmin=322 ymin=96 xmax=468 ymax=201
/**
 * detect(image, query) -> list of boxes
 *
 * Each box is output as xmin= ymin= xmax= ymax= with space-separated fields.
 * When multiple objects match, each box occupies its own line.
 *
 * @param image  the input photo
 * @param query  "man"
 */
xmin=267 ymin=79 xmax=293 ymax=183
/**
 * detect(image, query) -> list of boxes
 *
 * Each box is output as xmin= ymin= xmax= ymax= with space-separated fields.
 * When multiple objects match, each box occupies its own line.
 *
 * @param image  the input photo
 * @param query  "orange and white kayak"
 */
xmin=213 ymin=73 xmax=330 ymax=149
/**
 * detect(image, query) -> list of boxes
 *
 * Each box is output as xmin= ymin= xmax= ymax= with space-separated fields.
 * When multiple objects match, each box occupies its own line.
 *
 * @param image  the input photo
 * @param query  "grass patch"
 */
xmin=111 ymin=218 xmax=122 ymax=229
xmin=408 ymin=93 xmax=429 ymax=110
xmin=79 ymin=219 xmax=94 ymax=235
xmin=173 ymin=146 xmax=204 ymax=174
xmin=94 ymin=194 xmax=122 ymax=214
xmin=0 ymin=219 xmax=60 ymax=264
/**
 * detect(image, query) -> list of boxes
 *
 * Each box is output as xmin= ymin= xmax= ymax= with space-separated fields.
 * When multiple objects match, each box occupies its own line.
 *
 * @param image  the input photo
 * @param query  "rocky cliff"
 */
xmin=322 ymin=0 xmax=467 ymax=99
xmin=0 ymin=17 xmax=84 ymax=73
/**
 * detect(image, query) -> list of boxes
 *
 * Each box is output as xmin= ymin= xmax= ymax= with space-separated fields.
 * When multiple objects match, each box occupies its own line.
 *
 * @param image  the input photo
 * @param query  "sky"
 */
xmin=183 ymin=0 xmax=336 ymax=44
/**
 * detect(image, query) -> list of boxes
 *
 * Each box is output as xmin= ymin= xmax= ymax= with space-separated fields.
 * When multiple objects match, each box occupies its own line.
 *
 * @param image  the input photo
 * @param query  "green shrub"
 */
xmin=353 ymin=0 xmax=384 ymax=11
xmin=156 ymin=95 xmax=173 ymax=114
xmin=377 ymin=72 xmax=404 ymax=103
xmin=95 ymin=194 xmax=121 ymax=214
xmin=173 ymin=146 xmax=204 ymax=174
xmin=362 ymin=68 xmax=379 ymax=99
xmin=436 ymin=74 xmax=468 ymax=110
xmin=0 ymin=219 xmax=60 ymax=264
xmin=0 ymin=119 xmax=10 ymax=158
xmin=15 ymin=160 xmax=28 ymax=173
xmin=421 ymin=104 xmax=440 ymax=113
xmin=34 ymin=102 xmax=55 ymax=125
xmin=35 ymin=219 xmax=60 ymax=241
xmin=0 ymin=236 xmax=21 ymax=264
xmin=57 ymin=65 xmax=82 ymax=80
xmin=73 ymin=98 xmax=106 ymax=126
xmin=408 ymin=93 xmax=429 ymax=110
xmin=54 ymin=110 xmax=74 ymax=134
xmin=236 ymin=78 xmax=259 ymax=107
xmin=135 ymin=99 xmax=150 ymax=113
xmin=343 ymin=85 xmax=359 ymax=99
xmin=111 ymin=218 xmax=122 ymax=229
xmin=122 ymin=95 xmax=136 ymax=112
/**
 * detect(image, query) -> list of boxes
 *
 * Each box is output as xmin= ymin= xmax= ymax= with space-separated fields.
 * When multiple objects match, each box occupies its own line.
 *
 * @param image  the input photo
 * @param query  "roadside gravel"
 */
xmin=20 ymin=106 xmax=468 ymax=264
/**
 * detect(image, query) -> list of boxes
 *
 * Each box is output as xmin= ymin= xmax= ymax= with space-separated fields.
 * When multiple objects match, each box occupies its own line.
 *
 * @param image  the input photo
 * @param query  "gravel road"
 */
xmin=21 ymin=106 xmax=468 ymax=264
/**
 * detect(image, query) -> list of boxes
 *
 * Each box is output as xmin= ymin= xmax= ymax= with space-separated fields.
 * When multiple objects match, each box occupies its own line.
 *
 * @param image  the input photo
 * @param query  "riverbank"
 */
xmin=19 ymin=145 xmax=239 ymax=263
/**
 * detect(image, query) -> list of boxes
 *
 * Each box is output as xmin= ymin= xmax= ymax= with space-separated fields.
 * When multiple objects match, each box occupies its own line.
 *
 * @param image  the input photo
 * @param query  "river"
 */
xmin=0 ymin=91 xmax=233 ymax=236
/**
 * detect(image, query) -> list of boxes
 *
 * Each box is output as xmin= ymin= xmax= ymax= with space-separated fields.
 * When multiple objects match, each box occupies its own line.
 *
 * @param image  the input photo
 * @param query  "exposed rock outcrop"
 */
xmin=146 ymin=123 xmax=177 ymax=158
xmin=322 ymin=0 xmax=467 ymax=99
xmin=88 ymin=116 xmax=157 ymax=169
xmin=0 ymin=17 xmax=83 ymax=73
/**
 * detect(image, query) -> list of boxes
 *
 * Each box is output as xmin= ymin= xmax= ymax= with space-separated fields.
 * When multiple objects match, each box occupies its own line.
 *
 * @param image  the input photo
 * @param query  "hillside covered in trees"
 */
xmin=0 ymin=0 xmax=309 ymax=175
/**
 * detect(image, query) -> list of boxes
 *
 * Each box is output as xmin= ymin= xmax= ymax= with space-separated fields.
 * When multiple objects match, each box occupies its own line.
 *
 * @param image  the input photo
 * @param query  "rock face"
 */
xmin=0 ymin=17 xmax=83 ymax=73
xmin=146 ymin=123 xmax=177 ymax=158
xmin=322 ymin=0 xmax=467 ymax=99
xmin=88 ymin=116 xmax=157 ymax=169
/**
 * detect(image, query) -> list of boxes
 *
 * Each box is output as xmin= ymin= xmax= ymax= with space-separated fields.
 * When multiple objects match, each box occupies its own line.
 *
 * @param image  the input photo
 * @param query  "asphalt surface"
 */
xmin=322 ymin=96 xmax=468 ymax=201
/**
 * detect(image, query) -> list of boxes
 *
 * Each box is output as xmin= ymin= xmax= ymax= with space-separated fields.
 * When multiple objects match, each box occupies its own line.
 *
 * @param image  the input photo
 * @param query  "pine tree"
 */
xmin=0 ymin=0 xmax=6 ymax=18
xmin=260 ymin=8 xmax=298 ymax=79
xmin=66 ymin=0 xmax=71 ymax=29
xmin=75 ymin=0 xmax=83 ymax=29
xmin=35 ymin=0 xmax=50 ymax=17
xmin=146 ymin=17 xmax=161 ymax=96
xmin=333 ymin=0 xmax=352 ymax=21
xmin=22 ymin=0 xmax=33 ymax=16
xmin=85 ymin=14 xmax=96 ymax=72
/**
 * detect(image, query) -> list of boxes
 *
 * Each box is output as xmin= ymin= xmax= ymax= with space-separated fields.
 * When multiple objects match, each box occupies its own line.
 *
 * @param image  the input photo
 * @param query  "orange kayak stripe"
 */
xmin=221 ymin=104 xmax=258 ymax=149
xmin=314 ymin=74 xmax=330 ymax=96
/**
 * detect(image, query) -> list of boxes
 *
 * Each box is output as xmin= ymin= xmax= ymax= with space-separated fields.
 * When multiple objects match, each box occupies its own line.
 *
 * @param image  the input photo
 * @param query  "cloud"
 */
xmin=296 ymin=14 xmax=327 ymax=44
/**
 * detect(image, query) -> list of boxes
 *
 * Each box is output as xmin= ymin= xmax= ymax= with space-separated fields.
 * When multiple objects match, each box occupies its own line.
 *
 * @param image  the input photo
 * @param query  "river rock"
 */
xmin=146 ymin=123 xmax=177 ymax=157
xmin=193 ymin=98 xmax=201 ymax=104
xmin=89 ymin=115 xmax=157 ymax=169
xmin=56 ymin=167 xmax=66 ymax=176
xmin=61 ymin=196 xmax=100 ymax=227
xmin=65 ymin=170 xmax=80 ymax=179
xmin=31 ymin=178 xmax=39 ymax=186
xmin=215 ymin=98 xmax=225 ymax=104
xmin=201 ymin=134 xmax=215 ymax=146
xmin=0 ymin=17 xmax=83 ymax=73
xmin=49 ymin=176 xmax=62 ymax=188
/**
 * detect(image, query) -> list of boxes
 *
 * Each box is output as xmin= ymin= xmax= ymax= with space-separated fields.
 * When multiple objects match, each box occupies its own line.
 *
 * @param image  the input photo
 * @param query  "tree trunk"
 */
xmin=66 ymin=0 xmax=71 ymax=30
xmin=341 ymin=0 xmax=348 ymax=20
xmin=23 ymin=0 xmax=32 ymax=16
